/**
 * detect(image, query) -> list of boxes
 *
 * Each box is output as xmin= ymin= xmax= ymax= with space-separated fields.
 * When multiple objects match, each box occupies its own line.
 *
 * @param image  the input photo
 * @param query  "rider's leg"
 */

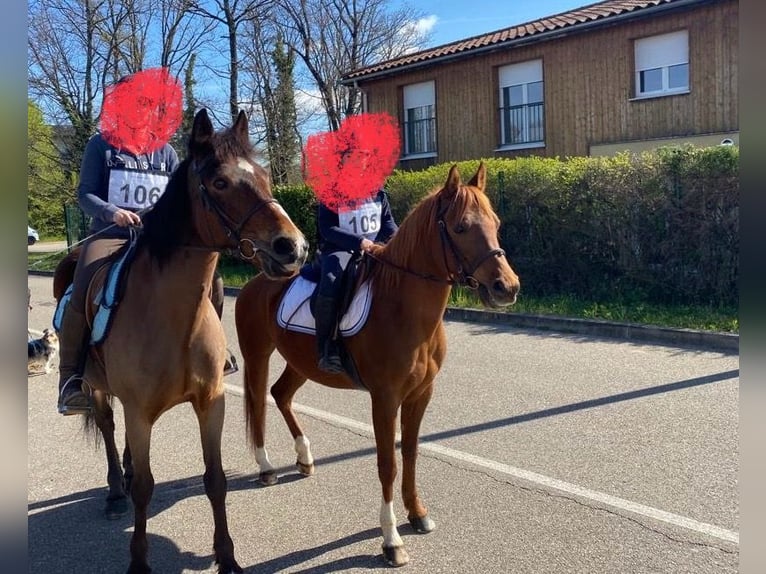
xmin=57 ymin=237 xmax=125 ymax=415
xmin=210 ymin=269 xmax=238 ymax=376
xmin=315 ymin=251 xmax=350 ymax=374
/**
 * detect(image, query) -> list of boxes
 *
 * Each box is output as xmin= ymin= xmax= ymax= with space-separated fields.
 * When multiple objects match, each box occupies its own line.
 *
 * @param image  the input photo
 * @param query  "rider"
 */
xmin=56 ymin=73 xmax=236 ymax=416
xmin=315 ymin=188 xmax=398 ymax=373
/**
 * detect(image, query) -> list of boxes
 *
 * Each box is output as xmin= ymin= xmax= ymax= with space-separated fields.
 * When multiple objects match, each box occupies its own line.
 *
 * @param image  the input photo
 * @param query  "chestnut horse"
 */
xmin=53 ymin=109 xmax=308 ymax=574
xmin=234 ymin=162 xmax=520 ymax=566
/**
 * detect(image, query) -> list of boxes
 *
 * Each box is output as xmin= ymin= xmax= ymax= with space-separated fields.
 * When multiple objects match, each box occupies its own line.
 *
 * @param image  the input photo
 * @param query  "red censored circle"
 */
xmin=100 ymin=68 xmax=183 ymax=154
xmin=304 ymin=113 xmax=400 ymax=212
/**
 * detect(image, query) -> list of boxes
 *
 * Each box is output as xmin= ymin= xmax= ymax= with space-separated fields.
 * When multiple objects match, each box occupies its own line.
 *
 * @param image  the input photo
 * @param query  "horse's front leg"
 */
xmin=194 ymin=393 xmax=242 ymax=574
xmin=400 ymin=382 xmax=436 ymax=534
xmin=123 ymin=410 xmax=154 ymax=574
xmin=371 ymin=397 xmax=408 ymax=567
xmin=91 ymin=391 xmax=130 ymax=519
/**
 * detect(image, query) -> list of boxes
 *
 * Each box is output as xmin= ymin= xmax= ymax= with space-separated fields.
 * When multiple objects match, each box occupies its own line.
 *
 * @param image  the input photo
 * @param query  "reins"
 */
xmin=367 ymin=189 xmax=505 ymax=290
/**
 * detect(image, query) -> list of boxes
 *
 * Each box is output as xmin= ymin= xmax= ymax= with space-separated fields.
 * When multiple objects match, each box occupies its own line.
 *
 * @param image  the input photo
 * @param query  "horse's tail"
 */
xmin=81 ymin=390 xmax=115 ymax=448
xmin=53 ymin=247 xmax=80 ymax=301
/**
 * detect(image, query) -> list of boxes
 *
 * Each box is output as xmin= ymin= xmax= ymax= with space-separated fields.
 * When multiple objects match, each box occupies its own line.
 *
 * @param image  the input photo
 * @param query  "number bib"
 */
xmin=107 ymin=167 xmax=170 ymax=210
xmin=338 ymin=200 xmax=382 ymax=240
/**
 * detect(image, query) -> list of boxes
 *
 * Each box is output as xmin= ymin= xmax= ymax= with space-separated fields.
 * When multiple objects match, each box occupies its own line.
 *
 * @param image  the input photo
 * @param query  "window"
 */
xmin=402 ymin=81 xmax=436 ymax=156
xmin=634 ymin=30 xmax=689 ymax=98
xmin=498 ymin=60 xmax=544 ymax=148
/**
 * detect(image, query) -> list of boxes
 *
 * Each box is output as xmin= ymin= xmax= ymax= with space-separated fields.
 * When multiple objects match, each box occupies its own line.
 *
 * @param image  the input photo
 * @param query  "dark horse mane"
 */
xmin=138 ymin=125 xmax=260 ymax=267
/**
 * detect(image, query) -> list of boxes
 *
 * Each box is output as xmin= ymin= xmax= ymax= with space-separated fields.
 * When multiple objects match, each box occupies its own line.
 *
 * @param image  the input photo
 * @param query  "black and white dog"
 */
xmin=28 ymin=329 xmax=59 ymax=375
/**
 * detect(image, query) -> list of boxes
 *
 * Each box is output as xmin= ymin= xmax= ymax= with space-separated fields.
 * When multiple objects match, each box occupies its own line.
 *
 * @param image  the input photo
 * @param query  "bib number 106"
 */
xmin=122 ymin=183 xmax=162 ymax=207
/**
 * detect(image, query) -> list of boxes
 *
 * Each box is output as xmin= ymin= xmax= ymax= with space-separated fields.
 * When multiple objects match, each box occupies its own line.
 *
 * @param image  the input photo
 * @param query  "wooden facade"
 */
xmin=342 ymin=0 xmax=738 ymax=167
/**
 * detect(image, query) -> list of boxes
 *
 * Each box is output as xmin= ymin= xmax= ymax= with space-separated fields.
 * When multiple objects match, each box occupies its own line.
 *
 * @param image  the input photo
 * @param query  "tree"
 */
xmin=28 ymin=100 xmax=69 ymax=237
xmin=266 ymin=35 xmax=300 ymax=184
xmin=188 ymin=0 xmax=275 ymax=124
xmin=274 ymin=0 xmax=431 ymax=131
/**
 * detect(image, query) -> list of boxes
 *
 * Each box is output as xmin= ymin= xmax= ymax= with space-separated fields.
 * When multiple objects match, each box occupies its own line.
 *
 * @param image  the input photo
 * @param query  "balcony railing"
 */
xmin=403 ymin=116 xmax=436 ymax=155
xmin=500 ymin=102 xmax=544 ymax=146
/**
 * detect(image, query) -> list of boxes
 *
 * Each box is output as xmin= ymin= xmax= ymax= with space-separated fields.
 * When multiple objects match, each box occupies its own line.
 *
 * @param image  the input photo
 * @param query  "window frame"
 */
xmin=633 ymin=30 xmax=690 ymax=99
xmin=496 ymin=59 xmax=545 ymax=151
xmin=401 ymin=81 xmax=437 ymax=158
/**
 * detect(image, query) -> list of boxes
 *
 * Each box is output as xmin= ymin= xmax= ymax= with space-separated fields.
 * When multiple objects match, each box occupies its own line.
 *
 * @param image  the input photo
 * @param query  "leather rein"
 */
xmin=368 ymin=195 xmax=505 ymax=289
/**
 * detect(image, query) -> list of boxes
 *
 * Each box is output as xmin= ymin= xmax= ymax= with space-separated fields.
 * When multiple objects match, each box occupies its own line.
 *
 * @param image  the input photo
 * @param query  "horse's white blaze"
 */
xmin=294 ymin=435 xmax=313 ymax=466
xmin=379 ymin=498 xmax=403 ymax=548
xmin=274 ymin=202 xmax=294 ymax=222
xmin=255 ymin=447 xmax=275 ymax=473
xmin=237 ymin=157 xmax=255 ymax=174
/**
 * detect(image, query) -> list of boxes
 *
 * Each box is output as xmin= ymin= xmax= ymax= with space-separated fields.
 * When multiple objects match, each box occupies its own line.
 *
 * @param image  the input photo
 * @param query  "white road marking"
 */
xmin=224 ymin=383 xmax=738 ymax=545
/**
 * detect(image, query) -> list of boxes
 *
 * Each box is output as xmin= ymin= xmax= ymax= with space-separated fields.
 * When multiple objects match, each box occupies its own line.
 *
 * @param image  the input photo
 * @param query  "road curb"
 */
xmin=30 ymin=271 xmax=738 ymax=354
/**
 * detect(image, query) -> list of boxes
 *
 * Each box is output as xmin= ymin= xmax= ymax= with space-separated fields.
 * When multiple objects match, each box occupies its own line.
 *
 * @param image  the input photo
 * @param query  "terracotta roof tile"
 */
xmin=342 ymin=0 xmax=684 ymax=81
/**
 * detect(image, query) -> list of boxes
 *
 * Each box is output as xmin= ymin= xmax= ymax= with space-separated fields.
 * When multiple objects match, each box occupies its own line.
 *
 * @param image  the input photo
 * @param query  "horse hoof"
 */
xmin=259 ymin=471 xmax=278 ymax=486
xmin=408 ymin=514 xmax=435 ymax=533
xmin=296 ymin=460 xmax=315 ymax=476
xmin=382 ymin=545 xmax=409 ymax=567
xmin=104 ymin=496 xmax=130 ymax=520
xmin=216 ymin=558 xmax=243 ymax=573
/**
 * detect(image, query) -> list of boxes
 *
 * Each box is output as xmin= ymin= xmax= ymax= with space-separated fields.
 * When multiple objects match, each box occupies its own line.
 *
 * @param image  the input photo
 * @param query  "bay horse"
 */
xmin=53 ymin=108 xmax=309 ymax=574
xmin=234 ymin=162 xmax=520 ymax=566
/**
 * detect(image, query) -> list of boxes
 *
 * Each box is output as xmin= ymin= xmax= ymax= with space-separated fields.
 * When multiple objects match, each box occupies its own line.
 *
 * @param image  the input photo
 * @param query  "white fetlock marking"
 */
xmin=255 ymin=447 xmax=275 ymax=474
xmin=294 ymin=435 xmax=314 ymax=466
xmin=379 ymin=498 xmax=403 ymax=548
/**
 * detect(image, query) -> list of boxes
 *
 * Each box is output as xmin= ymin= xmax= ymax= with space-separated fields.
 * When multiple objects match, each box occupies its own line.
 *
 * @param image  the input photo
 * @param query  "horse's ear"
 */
xmin=190 ymin=109 xmax=214 ymax=154
xmin=443 ymin=164 xmax=461 ymax=198
xmin=233 ymin=110 xmax=249 ymax=144
xmin=467 ymin=162 xmax=487 ymax=192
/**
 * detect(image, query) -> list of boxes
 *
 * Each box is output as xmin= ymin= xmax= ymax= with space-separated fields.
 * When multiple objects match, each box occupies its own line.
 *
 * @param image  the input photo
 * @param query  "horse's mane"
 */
xmin=372 ymin=182 xmax=498 ymax=292
xmin=139 ymin=126 xmax=260 ymax=266
xmin=138 ymin=156 xmax=193 ymax=266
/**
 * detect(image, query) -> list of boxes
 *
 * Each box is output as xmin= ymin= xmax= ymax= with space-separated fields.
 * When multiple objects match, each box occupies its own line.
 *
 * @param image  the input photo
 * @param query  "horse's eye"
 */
xmin=454 ymin=221 xmax=467 ymax=234
xmin=213 ymin=178 xmax=227 ymax=190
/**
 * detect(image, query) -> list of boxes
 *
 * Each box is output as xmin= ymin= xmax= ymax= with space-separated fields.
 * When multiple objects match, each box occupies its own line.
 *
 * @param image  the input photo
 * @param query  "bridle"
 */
xmin=192 ymin=160 xmax=279 ymax=260
xmin=369 ymin=190 xmax=505 ymax=289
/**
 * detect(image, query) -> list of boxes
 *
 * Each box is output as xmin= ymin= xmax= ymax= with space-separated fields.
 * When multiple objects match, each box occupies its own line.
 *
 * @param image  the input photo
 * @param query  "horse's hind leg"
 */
xmin=400 ymin=383 xmax=436 ymax=534
xmin=123 ymin=411 xmax=154 ymax=574
xmin=194 ymin=394 xmax=242 ymax=574
xmin=270 ymin=365 xmax=313 ymax=476
xmin=91 ymin=392 xmax=130 ymax=519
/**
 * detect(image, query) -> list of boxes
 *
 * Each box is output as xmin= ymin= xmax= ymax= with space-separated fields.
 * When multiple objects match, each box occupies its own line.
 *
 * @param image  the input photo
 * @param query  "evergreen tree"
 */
xmin=28 ymin=100 xmax=69 ymax=237
xmin=266 ymin=35 xmax=299 ymax=185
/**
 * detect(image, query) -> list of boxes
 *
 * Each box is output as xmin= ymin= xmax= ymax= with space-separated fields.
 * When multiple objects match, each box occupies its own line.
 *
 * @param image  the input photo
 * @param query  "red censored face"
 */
xmin=100 ymin=68 xmax=183 ymax=155
xmin=304 ymin=113 xmax=400 ymax=212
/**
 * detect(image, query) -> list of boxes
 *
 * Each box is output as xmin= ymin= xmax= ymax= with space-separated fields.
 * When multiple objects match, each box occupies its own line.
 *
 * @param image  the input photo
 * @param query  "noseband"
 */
xmin=193 ymin=163 xmax=278 ymax=260
xmin=437 ymin=219 xmax=505 ymax=289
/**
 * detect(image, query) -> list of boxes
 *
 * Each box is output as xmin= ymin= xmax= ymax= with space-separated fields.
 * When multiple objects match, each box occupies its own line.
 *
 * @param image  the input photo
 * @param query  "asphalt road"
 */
xmin=27 ymin=274 xmax=739 ymax=573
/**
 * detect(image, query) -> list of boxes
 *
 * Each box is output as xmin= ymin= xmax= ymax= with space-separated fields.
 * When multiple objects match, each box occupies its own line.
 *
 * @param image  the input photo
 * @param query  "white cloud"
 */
xmin=414 ymin=15 xmax=439 ymax=36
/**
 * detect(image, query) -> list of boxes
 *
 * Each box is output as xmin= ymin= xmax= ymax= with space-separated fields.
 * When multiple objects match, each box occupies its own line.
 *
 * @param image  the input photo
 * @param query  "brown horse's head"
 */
xmin=183 ymin=108 xmax=309 ymax=278
xmin=436 ymin=162 xmax=520 ymax=307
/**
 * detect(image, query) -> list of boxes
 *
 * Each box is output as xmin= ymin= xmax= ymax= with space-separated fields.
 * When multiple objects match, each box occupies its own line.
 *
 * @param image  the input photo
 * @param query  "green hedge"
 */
xmin=232 ymin=145 xmax=739 ymax=308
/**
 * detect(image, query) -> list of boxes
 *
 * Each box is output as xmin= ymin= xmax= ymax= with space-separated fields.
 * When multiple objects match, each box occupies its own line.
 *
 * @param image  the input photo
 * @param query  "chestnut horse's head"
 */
xmin=436 ymin=162 xmax=520 ymax=307
xmin=186 ymin=108 xmax=308 ymax=278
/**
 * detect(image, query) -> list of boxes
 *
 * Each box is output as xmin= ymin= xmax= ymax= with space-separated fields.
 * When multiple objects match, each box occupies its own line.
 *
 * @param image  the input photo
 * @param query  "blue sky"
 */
xmin=410 ymin=1 xmax=592 ymax=47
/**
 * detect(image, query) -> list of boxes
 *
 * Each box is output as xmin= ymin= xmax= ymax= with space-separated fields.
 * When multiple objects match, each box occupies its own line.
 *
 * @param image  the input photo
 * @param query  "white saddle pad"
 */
xmin=276 ymin=276 xmax=373 ymax=336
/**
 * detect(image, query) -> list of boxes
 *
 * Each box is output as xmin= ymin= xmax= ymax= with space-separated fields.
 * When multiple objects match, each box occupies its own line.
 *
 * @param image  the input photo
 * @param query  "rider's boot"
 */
xmin=56 ymin=306 xmax=93 ymax=416
xmin=315 ymin=295 xmax=344 ymax=374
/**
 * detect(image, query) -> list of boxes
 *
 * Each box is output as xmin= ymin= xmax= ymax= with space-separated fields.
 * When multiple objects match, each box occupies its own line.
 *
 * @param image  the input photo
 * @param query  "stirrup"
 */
xmin=57 ymin=375 xmax=93 ymax=416
xmin=223 ymin=349 xmax=239 ymax=376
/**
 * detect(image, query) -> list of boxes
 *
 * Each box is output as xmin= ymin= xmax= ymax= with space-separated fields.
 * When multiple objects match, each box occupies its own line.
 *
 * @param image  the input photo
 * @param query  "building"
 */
xmin=339 ymin=0 xmax=738 ymax=169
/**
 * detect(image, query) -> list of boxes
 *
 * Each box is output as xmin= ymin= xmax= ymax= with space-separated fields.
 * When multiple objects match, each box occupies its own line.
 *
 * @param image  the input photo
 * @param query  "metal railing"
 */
xmin=403 ymin=116 xmax=437 ymax=155
xmin=500 ymin=102 xmax=544 ymax=145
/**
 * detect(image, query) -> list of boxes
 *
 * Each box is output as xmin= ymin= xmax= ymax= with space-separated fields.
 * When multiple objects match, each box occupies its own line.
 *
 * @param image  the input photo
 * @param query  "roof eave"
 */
xmin=339 ymin=0 xmax=713 ymax=86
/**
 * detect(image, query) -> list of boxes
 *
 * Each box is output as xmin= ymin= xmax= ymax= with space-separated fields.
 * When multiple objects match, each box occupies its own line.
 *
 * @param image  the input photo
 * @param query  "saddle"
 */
xmin=53 ymin=235 xmax=140 ymax=345
xmin=277 ymin=253 xmax=373 ymax=388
